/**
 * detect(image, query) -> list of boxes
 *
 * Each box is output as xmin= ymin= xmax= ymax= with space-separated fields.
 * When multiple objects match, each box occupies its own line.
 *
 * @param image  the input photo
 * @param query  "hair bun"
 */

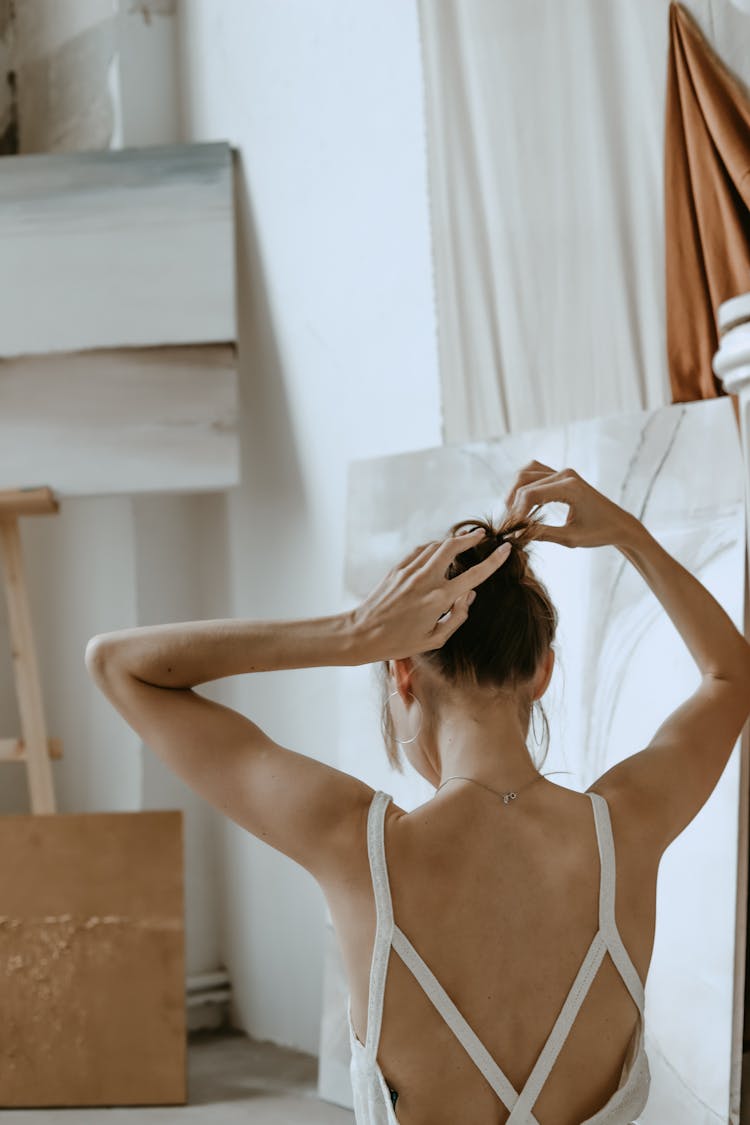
xmin=494 ymin=526 xmax=521 ymax=548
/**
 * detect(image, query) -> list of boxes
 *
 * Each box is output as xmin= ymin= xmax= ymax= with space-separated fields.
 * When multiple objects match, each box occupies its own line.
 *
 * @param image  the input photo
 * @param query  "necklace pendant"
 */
xmin=503 ymin=791 xmax=517 ymax=805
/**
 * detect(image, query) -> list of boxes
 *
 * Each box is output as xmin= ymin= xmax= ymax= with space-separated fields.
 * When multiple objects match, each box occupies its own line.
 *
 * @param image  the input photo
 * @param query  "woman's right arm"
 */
xmin=506 ymin=459 xmax=750 ymax=855
xmin=599 ymin=516 xmax=750 ymax=853
xmin=614 ymin=516 xmax=750 ymax=681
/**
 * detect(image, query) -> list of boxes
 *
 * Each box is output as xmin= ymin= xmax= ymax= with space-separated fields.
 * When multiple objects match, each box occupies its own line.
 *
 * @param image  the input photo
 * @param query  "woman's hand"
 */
xmin=505 ymin=460 xmax=639 ymax=548
xmin=350 ymin=529 xmax=511 ymax=663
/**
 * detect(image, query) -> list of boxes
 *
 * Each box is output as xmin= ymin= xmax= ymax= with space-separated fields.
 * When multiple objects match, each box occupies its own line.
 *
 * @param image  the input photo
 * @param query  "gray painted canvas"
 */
xmin=319 ymin=396 xmax=747 ymax=1122
xmin=0 ymin=142 xmax=235 ymax=356
xmin=0 ymin=141 xmax=238 ymax=495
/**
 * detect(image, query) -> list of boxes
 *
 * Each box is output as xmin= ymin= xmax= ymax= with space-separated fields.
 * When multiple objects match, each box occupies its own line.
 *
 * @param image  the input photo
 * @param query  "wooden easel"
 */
xmin=0 ymin=486 xmax=61 ymax=814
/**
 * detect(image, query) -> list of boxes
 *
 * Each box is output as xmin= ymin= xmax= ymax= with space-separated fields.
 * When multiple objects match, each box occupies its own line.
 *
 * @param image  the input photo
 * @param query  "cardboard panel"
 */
xmin=0 ymin=810 xmax=185 ymax=1107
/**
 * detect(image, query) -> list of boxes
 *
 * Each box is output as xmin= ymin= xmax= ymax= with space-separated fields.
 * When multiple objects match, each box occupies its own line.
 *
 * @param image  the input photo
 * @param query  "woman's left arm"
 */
xmin=85 ymin=613 xmax=380 ymax=889
xmin=85 ymin=530 xmax=509 ymax=888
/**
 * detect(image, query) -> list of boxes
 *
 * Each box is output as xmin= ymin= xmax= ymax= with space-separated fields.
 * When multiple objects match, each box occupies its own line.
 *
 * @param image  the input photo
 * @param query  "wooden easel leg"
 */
xmin=0 ymin=517 xmax=56 ymax=814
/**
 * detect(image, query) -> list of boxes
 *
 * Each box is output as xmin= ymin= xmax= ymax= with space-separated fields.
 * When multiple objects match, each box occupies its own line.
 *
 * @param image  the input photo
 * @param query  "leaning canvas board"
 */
xmin=0 ymin=345 xmax=239 ymax=496
xmin=318 ymin=397 xmax=747 ymax=1123
xmin=0 ymin=143 xmax=235 ymax=356
xmin=0 ymin=141 xmax=239 ymax=495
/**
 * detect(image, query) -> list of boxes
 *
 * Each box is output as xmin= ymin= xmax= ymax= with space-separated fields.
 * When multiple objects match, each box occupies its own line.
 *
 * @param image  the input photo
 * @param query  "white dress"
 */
xmin=348 ymin=789 xmax=651 ymax=1124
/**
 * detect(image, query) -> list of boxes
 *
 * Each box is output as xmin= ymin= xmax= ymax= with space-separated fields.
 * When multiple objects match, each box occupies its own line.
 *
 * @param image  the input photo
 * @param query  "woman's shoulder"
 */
xmin=585 ymin=777 xmax=661 ymax=867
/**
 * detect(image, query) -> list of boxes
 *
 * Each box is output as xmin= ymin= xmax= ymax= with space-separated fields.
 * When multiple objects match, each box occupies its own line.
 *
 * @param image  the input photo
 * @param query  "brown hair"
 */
xmin=379 ymin=512 xmax=558 ymax=772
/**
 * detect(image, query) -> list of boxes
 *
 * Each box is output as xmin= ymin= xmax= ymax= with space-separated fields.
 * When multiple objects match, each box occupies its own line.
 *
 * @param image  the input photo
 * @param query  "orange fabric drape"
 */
xmin=665 ymin=2 xmax=750 ymax=408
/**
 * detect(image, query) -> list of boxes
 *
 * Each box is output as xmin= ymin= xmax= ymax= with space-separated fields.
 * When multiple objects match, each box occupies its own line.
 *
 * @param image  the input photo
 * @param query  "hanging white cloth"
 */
xmin=416 ymin=0 xmax=750 ymax=443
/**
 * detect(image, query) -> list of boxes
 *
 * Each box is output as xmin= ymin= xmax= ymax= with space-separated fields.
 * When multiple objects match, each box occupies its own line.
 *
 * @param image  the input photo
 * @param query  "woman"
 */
xmin=85 ymin=460 xmax=750 ymax=1125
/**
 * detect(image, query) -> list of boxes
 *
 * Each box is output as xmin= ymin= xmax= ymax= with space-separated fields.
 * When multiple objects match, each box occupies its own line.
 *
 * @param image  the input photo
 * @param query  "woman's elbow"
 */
xmin=84 ymin=635 xmax=118 ymax=682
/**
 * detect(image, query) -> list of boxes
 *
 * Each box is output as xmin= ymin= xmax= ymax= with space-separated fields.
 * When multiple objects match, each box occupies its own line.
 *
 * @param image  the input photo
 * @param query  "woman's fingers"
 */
xmin=505 ymin=472 xmax=554 ymax=509
xmin=405 ymin=526 xmax=484 ymax=572
xmin=429 ymin=588 xmax=476 ymax=646
xmin=508 ymin=476 xmax=576 ymax=520
xmin=416 ymin=526 xmax=513 ymax=601
xmin=534 ymin=521 xmax=574 ymax=546
xmin=504 ymin=460 xmax=557 ymax=507
xmin=424 ymin=528 xmax=484 ymax=575
xmin=396 ymin=539 xmax=441 ymax=574
xmin=448 ymin=540 xmax=512 ymax=598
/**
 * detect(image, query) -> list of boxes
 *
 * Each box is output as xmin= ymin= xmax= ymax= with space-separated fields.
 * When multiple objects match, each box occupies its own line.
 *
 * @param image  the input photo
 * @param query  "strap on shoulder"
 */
xmin=588 ymin=791 xmax=646 ymax=1014
xmin=364 ymin=790 xmax=394 ymax=1061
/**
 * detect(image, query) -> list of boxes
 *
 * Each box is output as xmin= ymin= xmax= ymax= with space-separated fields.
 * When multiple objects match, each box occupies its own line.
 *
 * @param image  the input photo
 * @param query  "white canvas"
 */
xmin=0 ymin=345 xmax=239 ymax=496
xmin=319 ymin=397 xmax=747 ymax=1122
xmin=0 ymin=142 xmax=235 ymax=356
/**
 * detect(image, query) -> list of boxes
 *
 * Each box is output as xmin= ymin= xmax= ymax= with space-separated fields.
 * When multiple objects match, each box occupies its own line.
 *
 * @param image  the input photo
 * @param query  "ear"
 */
xmin=533 ymin=647 xmax=555 ymax=700
xmin=389 ymin=657 xmax=415 ymax=700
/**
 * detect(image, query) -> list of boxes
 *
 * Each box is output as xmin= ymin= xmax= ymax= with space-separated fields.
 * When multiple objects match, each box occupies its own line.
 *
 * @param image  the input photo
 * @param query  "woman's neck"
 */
xmin=432 ymin=706 xmax=541 ymax=791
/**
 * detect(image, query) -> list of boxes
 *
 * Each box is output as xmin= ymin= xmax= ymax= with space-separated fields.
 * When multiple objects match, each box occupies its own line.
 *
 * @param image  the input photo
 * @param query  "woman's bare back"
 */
xmin=326 ymin=779 xmax=659 ymax=1125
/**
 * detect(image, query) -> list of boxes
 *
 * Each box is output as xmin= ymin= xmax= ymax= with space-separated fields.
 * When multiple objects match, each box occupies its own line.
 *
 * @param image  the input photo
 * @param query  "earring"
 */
xmin=531 ymin=701 xmax=542 ymax=742
xmin=384 ymin=689 xmax=423 ymax=745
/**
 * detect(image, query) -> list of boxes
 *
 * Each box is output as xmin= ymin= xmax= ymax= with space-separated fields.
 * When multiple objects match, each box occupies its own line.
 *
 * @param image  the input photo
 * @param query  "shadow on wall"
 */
xmin=230 ymin=152 xmax=311 ymax=560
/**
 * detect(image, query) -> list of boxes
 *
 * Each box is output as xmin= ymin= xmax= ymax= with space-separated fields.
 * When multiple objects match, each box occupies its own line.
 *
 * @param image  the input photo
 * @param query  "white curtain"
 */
xmin=417 ymin=0 xmax=750 ymax=443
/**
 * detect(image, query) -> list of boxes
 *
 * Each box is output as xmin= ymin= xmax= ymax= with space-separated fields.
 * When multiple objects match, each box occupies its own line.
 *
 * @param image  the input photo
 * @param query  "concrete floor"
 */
xmin=4 ymin=1029 xmax=750 ymax=1121
xmin=1 ymin=1029 xmax=355 ymax=1125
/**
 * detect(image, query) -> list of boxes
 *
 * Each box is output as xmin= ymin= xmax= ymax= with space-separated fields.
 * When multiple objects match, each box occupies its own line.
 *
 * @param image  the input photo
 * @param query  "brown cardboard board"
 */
xmin=0 ymin=809 xmax=185 ymax=1107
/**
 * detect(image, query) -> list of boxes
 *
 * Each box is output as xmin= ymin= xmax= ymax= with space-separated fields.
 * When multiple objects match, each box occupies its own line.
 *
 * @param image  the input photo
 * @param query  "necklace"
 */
xmin=436 ymin=772 xmax=545 ymax=805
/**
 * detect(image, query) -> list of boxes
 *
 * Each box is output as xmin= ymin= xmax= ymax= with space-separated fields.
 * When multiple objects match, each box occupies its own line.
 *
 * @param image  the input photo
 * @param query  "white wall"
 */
xmin=116 ymin=0 xmax=181 ymax=147
xmin=178 ymin=0 xmax=441 ymax=1051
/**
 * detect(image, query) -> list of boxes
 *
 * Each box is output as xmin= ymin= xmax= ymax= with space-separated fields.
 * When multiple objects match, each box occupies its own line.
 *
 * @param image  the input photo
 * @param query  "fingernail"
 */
xmin=468 ymin=591 xmax=476 ymax=603
xmin=496 ymin=542 xmax=511 ymax=556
